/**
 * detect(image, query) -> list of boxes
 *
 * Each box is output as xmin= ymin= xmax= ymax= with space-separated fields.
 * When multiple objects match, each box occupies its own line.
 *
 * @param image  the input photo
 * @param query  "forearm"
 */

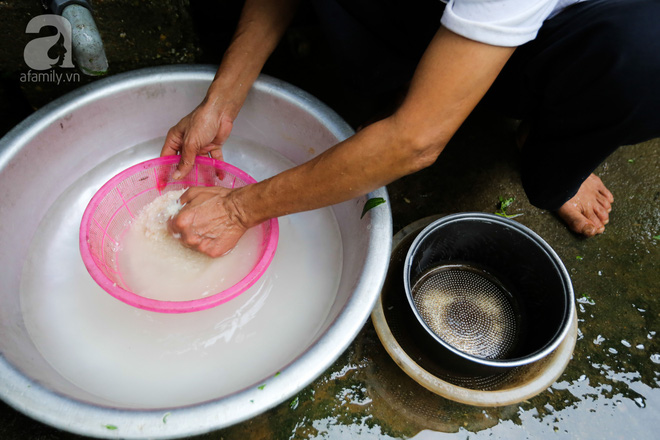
xmin=168 ymin=27 xmax=515 ymax=257
xmin=229 ymin=27 xmax=515 ymax=228
xmin=203 ymin=0 xmax=301 ymax=115
xmin=229 ymin=118 xmax=409 ymax=226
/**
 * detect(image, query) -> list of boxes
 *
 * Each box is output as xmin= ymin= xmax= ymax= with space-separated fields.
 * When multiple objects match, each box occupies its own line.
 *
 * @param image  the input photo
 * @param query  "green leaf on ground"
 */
xmin=499 ymin=196 xmax=515 ymax=210
xmin=289 ymin=396 xmax=299 ymax=409
xmin=495 ymin=196 xmax=523 ymax=218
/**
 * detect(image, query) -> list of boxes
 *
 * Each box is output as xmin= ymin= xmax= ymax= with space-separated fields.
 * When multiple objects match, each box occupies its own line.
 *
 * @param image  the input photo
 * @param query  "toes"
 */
xmin=592 ymin=199 xmax=610 ymax=225
xmin=577 ymin=219 xmax=598 ymax=237
xmin=599 ymin=185 xmax=614 ymax=204
xmin=585 ymin=209 xmax=605 ymax=234
xmin=578 ymin=212 xmax=600 ymax=236
xmin=600 ymin=197 xmax=612 ymax=214
xmin=590 ymin=173 xmax=614 ymax=204
xmin=557 ymin=203 xmax=603 ymax=237
xmin=557 ymin=174 xmax=615 ymax=237
xmin=558 ymin=205 xmax=594 ymax=236
xmin=595 ymin=189 xmax=612 ymax=212
xmin=582 ymin=224 xmax=597 ymax=237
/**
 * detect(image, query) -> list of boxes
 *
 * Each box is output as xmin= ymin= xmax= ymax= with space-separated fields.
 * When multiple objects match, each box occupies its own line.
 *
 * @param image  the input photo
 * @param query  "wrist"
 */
xmin=224 ymin=185 xmax=262 ymax=230
xmin=204 ymin=73 xmax=257 ymax=124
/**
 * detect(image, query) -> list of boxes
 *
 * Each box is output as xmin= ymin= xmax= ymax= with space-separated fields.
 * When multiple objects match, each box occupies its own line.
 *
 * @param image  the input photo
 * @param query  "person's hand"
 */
xmin=168 ymin=186 xmax=248 ymax=257
xmin=160 ymin=103 xmax=235 ymax=179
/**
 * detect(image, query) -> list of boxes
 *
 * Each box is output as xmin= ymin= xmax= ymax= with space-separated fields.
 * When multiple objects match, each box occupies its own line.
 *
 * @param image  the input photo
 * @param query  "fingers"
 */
xmin=164 ymin=106 xmax=236 ymax=179
xmin=201 ymin=116 xmax=232 ymax=163
xmin=215 ymin=115 xmax=234 ymax=151
xmin=173 ymin=145 xmax=197 ymax=180
xmin=161 ymin=117 xmax=197 ymax=180
xmin=178 ymin=187 xmax=203 ymax=206
xmin=178 ymin=186 xmax=224 ymax=205
xmin=209 ymin=147 xmax=224 ymax=162
xmin=161 ymin=124 xmax=185 ymax=157
xmin=167 ymin=194 xmax=243 ymax=258
xmin=168 ymin=209 xmax=212 ymax=253
xmin=173 ymin=124 xmax=220 ymax=180
xmin=201 ymin=114 xmax=233 ymax=164
xmin=196 ymin=237 xmax=233 ymax=258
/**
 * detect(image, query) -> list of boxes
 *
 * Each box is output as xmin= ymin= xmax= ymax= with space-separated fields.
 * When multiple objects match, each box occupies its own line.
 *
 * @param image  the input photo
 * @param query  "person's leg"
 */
xmin=487 ymin=0 xmax=660 ymax=235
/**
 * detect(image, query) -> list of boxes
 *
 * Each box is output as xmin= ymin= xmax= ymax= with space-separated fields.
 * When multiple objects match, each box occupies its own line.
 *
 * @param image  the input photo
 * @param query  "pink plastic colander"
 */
xmin=79 ymin=156 xmax=279 ymax=314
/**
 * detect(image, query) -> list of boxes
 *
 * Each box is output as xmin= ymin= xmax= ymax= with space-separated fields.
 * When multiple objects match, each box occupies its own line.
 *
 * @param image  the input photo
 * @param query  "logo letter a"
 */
xmin=24 ymin=15 xmax=74 ymax=71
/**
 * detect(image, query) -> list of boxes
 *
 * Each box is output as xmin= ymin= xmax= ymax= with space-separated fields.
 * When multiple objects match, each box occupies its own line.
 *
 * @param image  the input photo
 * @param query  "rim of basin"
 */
xmin=0 ymin=65 xmax=392 ymax=439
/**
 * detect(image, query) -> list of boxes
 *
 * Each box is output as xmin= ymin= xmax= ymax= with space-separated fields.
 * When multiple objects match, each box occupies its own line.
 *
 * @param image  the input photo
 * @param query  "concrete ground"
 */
xmin=1 ymin=1 xmax=659 ymax=439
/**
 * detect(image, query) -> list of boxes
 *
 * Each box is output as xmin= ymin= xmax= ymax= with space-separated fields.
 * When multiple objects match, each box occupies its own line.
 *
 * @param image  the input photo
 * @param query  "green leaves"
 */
xmin=289 ymin=396 xmax=299 ymax=409
xmin=495 ymin=196 xmax=523 ymax=219
xmin=499 ymin=196 xmax=515 ymax=211
xmin=361 ymin=197 xmax=386 ymax=219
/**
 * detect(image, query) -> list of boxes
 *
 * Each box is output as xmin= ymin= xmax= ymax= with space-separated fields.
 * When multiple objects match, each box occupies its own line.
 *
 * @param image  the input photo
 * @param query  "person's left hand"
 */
xmin=160 ymin=102 xmax=233 ymax=180
xmin=168 ymin=186 xmax=248 ymax=257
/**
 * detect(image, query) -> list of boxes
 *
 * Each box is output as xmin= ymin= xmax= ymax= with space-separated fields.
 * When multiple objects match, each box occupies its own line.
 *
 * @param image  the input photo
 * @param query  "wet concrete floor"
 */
xmin=1 ymin=3 xmax=659 ymax=436
xmin=0 ymin=93 xmax=658 ymax=439
xmin=192 ymin=111 xmax=660 ymax=440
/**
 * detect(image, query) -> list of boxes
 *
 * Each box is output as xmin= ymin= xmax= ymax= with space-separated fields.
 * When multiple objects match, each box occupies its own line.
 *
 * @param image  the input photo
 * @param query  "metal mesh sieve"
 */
xmin=411 ymin=264 xmax=521 ymax=360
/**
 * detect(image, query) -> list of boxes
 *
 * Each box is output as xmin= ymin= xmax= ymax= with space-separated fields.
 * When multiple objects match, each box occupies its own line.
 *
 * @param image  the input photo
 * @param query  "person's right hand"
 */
xmin=160 ymin=102 xmax=235 ymax=179
xmin=168 ymin=186 xmax=249 ymax=257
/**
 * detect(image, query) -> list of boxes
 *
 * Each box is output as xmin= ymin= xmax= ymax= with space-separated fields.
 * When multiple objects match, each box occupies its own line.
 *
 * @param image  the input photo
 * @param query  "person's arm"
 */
xmin=170 ymin=27 xmax=515 ymax=257
xmin=160 ymin=0 xmax=301 ymax=179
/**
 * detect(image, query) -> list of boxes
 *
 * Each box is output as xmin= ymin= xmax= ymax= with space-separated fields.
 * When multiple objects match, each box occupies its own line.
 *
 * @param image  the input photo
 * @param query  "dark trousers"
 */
xmin=312 ymin=0 xmax=660 ymax=210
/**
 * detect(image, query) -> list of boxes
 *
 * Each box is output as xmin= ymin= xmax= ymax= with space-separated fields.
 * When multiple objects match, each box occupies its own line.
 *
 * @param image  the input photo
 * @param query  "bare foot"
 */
xmin=557 ymin=174 xmax=614 ymax=237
